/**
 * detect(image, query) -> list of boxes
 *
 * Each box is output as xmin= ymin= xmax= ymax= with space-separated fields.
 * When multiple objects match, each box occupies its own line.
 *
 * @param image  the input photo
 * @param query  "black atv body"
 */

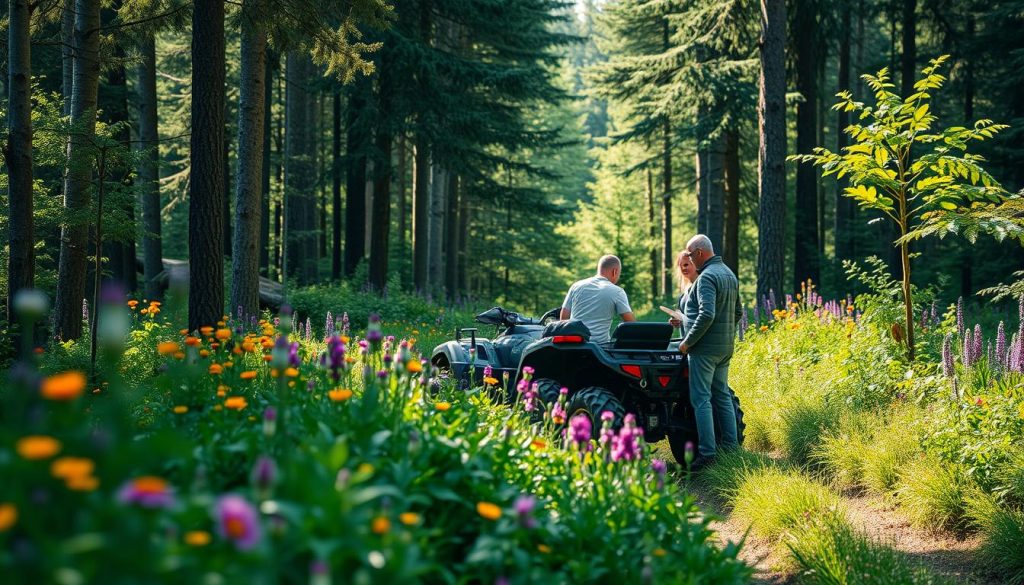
xmin=430 ymin=306 xmax=745 ymax=465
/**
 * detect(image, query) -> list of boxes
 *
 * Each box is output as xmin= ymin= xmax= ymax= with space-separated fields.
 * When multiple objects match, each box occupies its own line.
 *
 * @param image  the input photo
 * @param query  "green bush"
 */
xmin=697 ymin=449 xmax=778 ymax=503
xmin=814 ymin=407 xmax=920 ymax=496
xmin=782 ymin=398 xmax=842 ymax=468
xmin=896 ymin=456 xmax=971 ymax=533
xmin=967 ymin=490 xmax=1024 ymax=584
xmin=731 ymin=467 xmax=844 ymax=546
xmin=788 ymin=516 xmax=953 ymax=585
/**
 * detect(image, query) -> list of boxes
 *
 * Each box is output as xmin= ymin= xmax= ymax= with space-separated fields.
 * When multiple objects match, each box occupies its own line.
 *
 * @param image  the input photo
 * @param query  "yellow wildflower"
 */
xmin=435 ymin=402 xmax=451 ymax=412
xmin=399 ymin=512 xmax=421 ymax=526
xmin=173 ymin=405 xmax=188 ymax=414
xmin=184 ymin=530 xmax=211 ymax=546
xmin=0 ymin=504 xmax=17 ymax=532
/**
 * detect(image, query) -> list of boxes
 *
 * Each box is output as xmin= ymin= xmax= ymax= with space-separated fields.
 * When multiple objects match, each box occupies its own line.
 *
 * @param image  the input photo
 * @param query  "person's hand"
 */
xmin=679 ymin=343 xmax=689 ymax=354
xmin=669 ymin=318 xmax=681 ymax=328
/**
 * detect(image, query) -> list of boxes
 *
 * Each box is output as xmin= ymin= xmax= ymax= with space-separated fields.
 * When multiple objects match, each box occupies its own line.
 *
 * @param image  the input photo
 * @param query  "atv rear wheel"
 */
xmin=565 ymin=386 xmax=625 ymax=439
xmin=529 ymin=378 xmax=563 ymax=424
xmin=668 ymin=389 xmax=746 ymax=466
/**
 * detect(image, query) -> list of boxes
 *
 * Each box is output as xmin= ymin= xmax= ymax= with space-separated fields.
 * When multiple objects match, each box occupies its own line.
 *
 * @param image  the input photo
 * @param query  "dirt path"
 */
xmin=688 ymin=481 xmax=996 ymax=584
xmin=840 ymin=493 xmax=995 ymax=585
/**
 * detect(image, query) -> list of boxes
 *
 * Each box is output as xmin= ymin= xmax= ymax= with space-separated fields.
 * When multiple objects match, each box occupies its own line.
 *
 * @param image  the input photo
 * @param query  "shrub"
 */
xmin=698 ymin=449 xmax=778 ymax=503
xmin=967 ymin=490 xmax=1024 ymax=584
xmin=896 ymin=456 xmax=970 ymax=532
xmin=731 ymin=467 xmax=844 ymax=546
xmin=781 ymin=398 xmax=842 ymax=468
xmin=788 ymin=516 xmax=953 ymax=585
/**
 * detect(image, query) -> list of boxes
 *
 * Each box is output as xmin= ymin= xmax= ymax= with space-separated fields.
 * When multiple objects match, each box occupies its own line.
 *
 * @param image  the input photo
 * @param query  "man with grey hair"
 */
xmin=560 ymin=254 xmax=636 ymax=344
xmin=677 ymin=234 xmax=742 ymax=470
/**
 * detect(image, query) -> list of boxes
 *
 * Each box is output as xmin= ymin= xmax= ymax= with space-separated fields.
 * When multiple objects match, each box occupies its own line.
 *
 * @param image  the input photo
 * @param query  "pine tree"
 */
xmin=756 ymin=0 xmax=786 ymax=304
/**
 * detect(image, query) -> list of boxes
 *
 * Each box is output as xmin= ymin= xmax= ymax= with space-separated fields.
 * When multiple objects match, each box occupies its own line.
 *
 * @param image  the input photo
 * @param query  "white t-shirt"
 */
xmin=562 ymin=276 xmax=633 ymax=344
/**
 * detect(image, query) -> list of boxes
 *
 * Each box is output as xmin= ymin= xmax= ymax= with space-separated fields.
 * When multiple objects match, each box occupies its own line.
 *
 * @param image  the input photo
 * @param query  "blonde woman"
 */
xmin=668 ymin=251 xmax=699 ymax=331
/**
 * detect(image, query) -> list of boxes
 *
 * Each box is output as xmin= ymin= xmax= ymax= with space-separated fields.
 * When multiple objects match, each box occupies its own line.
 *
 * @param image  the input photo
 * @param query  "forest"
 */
xmin=3 ymin=0 xmax=1024 ymax=583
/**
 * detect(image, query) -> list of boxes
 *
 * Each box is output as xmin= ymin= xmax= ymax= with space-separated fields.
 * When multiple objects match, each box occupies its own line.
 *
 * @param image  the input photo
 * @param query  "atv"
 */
xmin=430 ymin=306 xmax=745 ymax=466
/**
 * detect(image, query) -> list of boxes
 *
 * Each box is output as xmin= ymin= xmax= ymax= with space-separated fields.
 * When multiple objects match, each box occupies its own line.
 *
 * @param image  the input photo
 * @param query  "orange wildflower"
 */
xmin=16 ymin=435 xmax=62 ymax=460
xmin=328 ymin=388 xmax=353 ymax=402
xmin=399 ymin=512 xmax=421 ymax=526
xmin=240 ymin=371 xmax=258 ymax=381
xmin=476 ymin=502 xmax=502 ymax=521
xmin=157 ymin=341 xmax=180 ymax=356
xmin=241 ymin=341 xmax=256 ymax=353
xmin=184 ymin=336 xmax=201 ymax=347
xmin=209 ymin=364 xmax=223 ymax=375
xmin=0 ymin=504 xmax=17 ymax=532
xmin=406 ymin=360 xmax=423 ymax=374
xmin=215 ymin=328 xmax=232 ymax=341
xmin=372 ymin=516 xmax=391 ymax=535
xmin=173 ymin=405 xmax=188 ymax=414
xmin=435 ymin=402 xmax=451 ymax=412
xmin=40 ymin=371 xmax=86 ymax=401
xmin=224 ymin=396 xmax=248 ymax=411
xmin=184 ymin=530 xmax=211 ymax=546
xmin=66 ymin=474 xmax=100 ymax=492
xmin=200 ymin=326 xmax=214 ymax=336
xmin=200 ymin=349 xmax=211 ymax=358
xmin=51 ymin=457 xmax=95 ymax=480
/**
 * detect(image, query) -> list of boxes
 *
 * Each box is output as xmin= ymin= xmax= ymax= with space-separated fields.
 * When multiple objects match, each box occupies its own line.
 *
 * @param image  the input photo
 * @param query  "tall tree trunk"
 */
xmin=696 ymin=148 xmax=709 ymax=235
xmin=136 ymin=36 xmax=162 ymax=301
xmin=661 ymin=118 xmax=673 ymax=297
xmin=6 ymin=0 xmax=35 ymax=336
xmin=457 ymin=188 xmax=470 ymax=295
xmin=368 ymin=61 xmax=393 ymax=291
xmin=398 ymin=135 xmax=408 ymax=259
xmin=319 ymin=95 xmax=328 ymax=260
xmin=835 ymin=1 xmax=853 ymax=267
xmin=332 ymin=89 xmax=343 ymax=280
xmin=428 ymin=164 xmax=447 ymax=291
xmin=260 ymin=52 xmax=275 ymax=276
xmin=188 ymin=0 xmax=226 ymax=330
xmin=793 ymin=0 xmax=820 ymax=291
xmin=645 ymin=159 xmax=658 ymax=303
xmin=756 ymin=0 xmax=786 ymax=304
xmin=230 ymin=0 xmax=267 ymax=319
xmin=960 ymin=14 xmax=974 ymax=298
xmin=62 ymin=0 xmax=74 ymax=116
xmin=344 ymin=78 xmax=369 ymax=276
xmin=445 ymin=175 xmax=459 ymax=299
xmin=54 ymin=0 xmax=102 ymax=341
xmin=412 ymin=141 xmax=431 ymax=291
xmin=285 ymin=53 xmax=318 ymax=285
xmin=723 ymin=129 xmax=740 ymax=274
xmin=99 ymin=8 xmax=133 ymax=289
xmin=706 ymin=133 xmax=726 ymax=253
xmin=223 ymin=133 xmax=232 ymax=257
xmin=901 ymin=0 xmax=916 ymax=99
xmin=273 ymin=65 xmax=284 ymax=279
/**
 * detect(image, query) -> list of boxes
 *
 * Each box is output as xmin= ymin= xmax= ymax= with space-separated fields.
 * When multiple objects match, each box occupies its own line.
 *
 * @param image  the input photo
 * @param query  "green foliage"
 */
xmin=813 ymin=407 xmax=921 ymax=496
xmin=1 ymin=305 xmax=751 ymax=582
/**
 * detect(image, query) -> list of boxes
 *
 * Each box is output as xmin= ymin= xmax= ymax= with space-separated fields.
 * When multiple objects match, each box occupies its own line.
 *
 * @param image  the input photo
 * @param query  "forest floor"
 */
xmin=677 ymin=460 xmax=997 ymax=585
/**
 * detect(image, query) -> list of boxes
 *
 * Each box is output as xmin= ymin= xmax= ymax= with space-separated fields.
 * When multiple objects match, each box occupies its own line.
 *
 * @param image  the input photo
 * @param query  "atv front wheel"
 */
xmin=565 ymin=386 xmax=625 ymax=438
xmin=668 ymin=389 xmax=746 ymax=466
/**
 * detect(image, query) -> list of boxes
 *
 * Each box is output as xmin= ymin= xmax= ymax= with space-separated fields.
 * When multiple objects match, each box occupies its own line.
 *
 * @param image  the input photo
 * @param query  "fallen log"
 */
xmin=135 ymin=257 xmax=285 ymax=309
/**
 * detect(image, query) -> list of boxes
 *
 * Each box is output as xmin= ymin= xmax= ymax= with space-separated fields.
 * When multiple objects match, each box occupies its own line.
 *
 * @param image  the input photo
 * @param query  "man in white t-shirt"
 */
xmin=559 ymin=255 xmax=636 ymax=344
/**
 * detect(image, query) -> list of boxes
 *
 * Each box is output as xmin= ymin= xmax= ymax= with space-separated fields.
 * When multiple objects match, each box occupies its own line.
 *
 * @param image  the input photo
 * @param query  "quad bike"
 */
xmin=430 ymin=306 xmax=745 ymax=466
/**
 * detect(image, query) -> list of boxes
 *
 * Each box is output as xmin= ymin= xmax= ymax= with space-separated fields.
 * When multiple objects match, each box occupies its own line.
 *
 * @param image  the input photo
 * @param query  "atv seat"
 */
xmin=611 ymin=322 xmax=673 ymax=350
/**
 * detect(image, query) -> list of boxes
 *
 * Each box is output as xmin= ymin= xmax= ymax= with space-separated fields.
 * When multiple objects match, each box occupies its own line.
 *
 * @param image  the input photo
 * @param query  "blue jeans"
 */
xmin=688 ymin=353 xmax=738 ymax=457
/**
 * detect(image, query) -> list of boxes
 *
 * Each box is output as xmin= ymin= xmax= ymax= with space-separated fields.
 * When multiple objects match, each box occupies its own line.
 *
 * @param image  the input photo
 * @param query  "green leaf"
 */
xmin=939 ymin=201 xmax=958 ymax=211
xmin=914 ymin=104 xmax=930 ymax=122
xmin=874 ymin=148 xmax=888 ymax=167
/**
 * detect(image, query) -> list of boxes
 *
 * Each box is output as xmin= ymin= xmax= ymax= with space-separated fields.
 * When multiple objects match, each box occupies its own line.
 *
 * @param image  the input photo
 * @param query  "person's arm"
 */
xmin=560 ymin=285 xmax=575 ymax=320
xmin=681 ymin=277 xmax=717 ymax=349
xmin=621 ymin=312 xmax=636 ymax=322
xmin=614 ymin=288 xmax=634 ymax=322
xmin=735 ymin=293 xmax=743 ymax=324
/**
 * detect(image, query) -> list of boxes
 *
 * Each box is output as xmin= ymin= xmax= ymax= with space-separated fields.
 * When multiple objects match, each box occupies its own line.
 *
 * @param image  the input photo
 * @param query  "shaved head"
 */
xmin=597 ymin=255 xmax=621 ymax=273
xmin=685 ymin=235 xmax=714 ymax=269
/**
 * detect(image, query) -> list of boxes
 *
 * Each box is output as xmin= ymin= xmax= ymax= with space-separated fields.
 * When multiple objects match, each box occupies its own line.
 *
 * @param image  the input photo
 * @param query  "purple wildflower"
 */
xmin=942 ymin=333 xmax=954 ymax=378
xmin=973 ymin=324 xmax=983 ymax=364
xmin=956 ymin=297 xmax=964 ymax=337
xmin=251 ymin=455 xmax=277 ymax=496
xmin=483 ymin=365 xmax=493 ymax=379
xmin=263 ymin=407 xmax=277 ymax=437
xmin=611 ymin=414 xmax=642 ymax=462
xmin=551 ymin=400 xmax=567 ymax=424
xmin=963 ymin=328 xmax=973 ymax=368
xmin=323 ymin=335 xmax=347 ymax=381
xmin=117 ymin=476 xmax=175 ymax=509
xmin=215 ymin=495 xmax=262 ymax=550
xmin=569 ymin=413 xmax=592 ymax=448
xmin=342 ymin=312 xmax=350 ymax=336
xmin=325 ymin=311 xmax=334 ymax=339
xmin=651 ymin=459 xmax=667 ymax=490
xmin=305 ymin=317 xmax=313 ymax=342
xmin=996 ymin=322 xmax=1007 ymax=370
xmin=514 ymin=494 xmax=537 ymax=529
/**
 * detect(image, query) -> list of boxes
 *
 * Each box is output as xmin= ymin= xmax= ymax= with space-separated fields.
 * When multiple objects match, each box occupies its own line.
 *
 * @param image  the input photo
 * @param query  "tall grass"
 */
xmin=967 ymin=491 xmax=1024 ymax=584
xmin=813 ymin=407 xmax=920 ymax=496
xmin=731 ymin=467 xmax=844 ymax=544
xmin=788 ymin=516 xmax=954 ymax=585
xmin=896 ymin=455 xmax=970 ymax=532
